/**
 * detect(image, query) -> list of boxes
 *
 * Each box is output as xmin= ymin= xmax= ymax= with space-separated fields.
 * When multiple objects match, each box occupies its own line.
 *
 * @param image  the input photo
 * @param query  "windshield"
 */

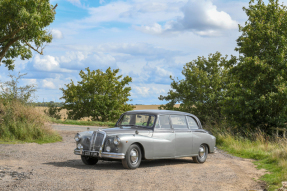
xmin=117 ymin=114 xmax=156 ymax=128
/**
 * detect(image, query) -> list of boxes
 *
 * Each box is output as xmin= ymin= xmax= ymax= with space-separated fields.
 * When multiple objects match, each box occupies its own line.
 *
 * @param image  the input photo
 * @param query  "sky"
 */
xmin=0 ymin=0 xmax=268 ymax=104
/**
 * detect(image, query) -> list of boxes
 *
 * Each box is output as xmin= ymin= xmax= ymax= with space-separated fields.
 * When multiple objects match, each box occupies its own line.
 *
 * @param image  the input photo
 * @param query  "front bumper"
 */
xmin=74 ymin=149 xmax=125 ymax=159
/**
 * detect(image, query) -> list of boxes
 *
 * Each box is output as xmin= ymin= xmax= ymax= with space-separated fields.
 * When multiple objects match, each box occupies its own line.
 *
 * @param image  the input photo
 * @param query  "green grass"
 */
xmin=0 ymin=99 xmax=62 ymax=144
xmin=49 ymin=118 xmax=116 ymax=127
xmin=216 ymin=133 xmax=287 ymax=190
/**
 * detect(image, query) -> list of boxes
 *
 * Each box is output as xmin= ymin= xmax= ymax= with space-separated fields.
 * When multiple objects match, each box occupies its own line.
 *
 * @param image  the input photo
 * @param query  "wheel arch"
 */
xmin=201 ymin=143 xmax=210 ymax=153
xmin=132 ymin=142 xmax=146 ymax=159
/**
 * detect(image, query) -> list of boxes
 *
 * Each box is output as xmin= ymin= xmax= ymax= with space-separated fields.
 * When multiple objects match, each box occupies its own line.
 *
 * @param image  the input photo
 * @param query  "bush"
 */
xmin=44 ymin=102 xmax=61 ymax=119
xmin=0 ymin=99 xmax=62 ymax=143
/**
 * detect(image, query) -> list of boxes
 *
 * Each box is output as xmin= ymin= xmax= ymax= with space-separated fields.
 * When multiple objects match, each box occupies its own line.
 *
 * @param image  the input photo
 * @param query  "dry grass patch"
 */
xmin=0 ymin=100 xmax=62 ymax=144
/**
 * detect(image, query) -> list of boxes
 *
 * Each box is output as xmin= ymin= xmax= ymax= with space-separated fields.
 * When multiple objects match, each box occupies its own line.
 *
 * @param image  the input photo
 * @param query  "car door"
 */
xmin=152 ymin=115 xmax=175 ymax=158
xmin=186 ymin=116 xmax=202 ymax=155
xmin=170 ymin=115 xmax=193 ymax=157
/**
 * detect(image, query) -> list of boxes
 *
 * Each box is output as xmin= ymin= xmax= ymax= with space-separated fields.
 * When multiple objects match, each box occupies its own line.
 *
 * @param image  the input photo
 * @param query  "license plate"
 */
xmin=84 ymin=151 xmax=90 ymax=155
xmin=92 ymin=152 xmax=98 ymax=157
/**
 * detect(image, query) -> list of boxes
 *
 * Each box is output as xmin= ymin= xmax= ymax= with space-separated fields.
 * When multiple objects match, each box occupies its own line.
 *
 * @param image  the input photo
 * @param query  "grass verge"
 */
xmin=49 ymin=118 xmax=116 ymax=127
xmin=0 ymin=99 xmax=62 ymax=144
xmin=215 ymin=132 xmax=287 ymax=190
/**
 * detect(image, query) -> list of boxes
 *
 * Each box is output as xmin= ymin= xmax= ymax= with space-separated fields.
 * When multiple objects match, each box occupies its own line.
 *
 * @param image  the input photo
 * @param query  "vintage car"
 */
xmin=74 ymin=110 xmax=216 ymax=169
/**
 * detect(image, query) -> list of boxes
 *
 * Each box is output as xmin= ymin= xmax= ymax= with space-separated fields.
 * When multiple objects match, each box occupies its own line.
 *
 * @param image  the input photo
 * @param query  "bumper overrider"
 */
xmin=74 ymin=149 xmax=125 ymax=159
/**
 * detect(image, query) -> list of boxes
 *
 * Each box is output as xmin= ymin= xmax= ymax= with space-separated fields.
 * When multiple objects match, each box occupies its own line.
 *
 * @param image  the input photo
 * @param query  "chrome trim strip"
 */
xmin=98 ymin=130 xmax=106 ymax=158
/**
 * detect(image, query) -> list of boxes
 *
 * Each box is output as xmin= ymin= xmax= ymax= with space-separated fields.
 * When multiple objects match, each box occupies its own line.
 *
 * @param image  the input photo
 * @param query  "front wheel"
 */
xmin=81 ymin=156 xmax=98 ymax=165
xmin=192 ymin=144 xmax=208 ymax=163
xmin=122 ymin=144 xmax=142 ymax=169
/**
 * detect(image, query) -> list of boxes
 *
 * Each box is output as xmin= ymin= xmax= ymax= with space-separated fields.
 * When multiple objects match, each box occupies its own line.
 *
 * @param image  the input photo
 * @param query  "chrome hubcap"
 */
xmin=199 ymin=145 xmax=205 ymax=158
xmin=130 ymin=149 xmax=139 ymax=164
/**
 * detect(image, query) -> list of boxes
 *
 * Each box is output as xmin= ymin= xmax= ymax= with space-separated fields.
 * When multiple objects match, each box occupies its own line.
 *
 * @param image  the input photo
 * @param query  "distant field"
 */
xmin=36 ymin=104 xmax=180 ymax=120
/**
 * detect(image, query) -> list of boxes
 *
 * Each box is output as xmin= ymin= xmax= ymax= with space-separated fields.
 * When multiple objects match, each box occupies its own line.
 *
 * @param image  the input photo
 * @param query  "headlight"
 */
xmin=114 ymin=136 xmax=121 ymax=145
xmin=74 ymin=133 xmax=81 ymax=142
xmin=105 ymin=146 xmax=111 ymax=152
xmin=77 ymin=143 xmax=83 ymax=149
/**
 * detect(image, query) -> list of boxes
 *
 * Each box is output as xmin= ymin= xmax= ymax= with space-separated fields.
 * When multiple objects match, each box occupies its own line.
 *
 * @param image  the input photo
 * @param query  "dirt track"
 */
xmin=0 ymin=124 xmax=267 ymax=191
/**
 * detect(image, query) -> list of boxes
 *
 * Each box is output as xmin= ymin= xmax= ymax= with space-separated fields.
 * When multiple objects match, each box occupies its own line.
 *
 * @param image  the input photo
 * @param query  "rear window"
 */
xmin=186 ymin=116 xmax=199 ymax=129
xmin=170 ymin=115 xmax=188 ymax=129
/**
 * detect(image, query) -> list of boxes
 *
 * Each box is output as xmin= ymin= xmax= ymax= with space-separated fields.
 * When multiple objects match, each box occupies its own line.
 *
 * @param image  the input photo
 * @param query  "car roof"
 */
xmin=124 ymin=109 xmax=194 ymax=116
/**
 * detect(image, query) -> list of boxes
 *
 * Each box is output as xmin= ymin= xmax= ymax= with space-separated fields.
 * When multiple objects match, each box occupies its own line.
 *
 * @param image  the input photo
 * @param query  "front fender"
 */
xmin=117 ymin=134 xmax=154 ymax=159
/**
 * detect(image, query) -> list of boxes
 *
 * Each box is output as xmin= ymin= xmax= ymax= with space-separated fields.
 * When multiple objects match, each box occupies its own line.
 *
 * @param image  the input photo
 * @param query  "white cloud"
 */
xmin=66 ymin=0 xmax=81 ymax=6
xmin=134 ymin=86 xmax=150 ymax=97
xmin=65 ymin=1 xmax=184 ymax=30
xmin=85 ymin=2 xmax=131 ymax=24
xmin=42 ymin=79 xmax=56 ymax=89
xmin=51 ymin=29 xmax=63 ymax=39
xmin=136 ymin=0 xmax=238 ymax=36
xmin=59 ymin=51 xmax=87 ymax=63
xmin=33 ymin=55 xmax=71 ymax=72
xmin=99 ymin=0 xmax=105 ymax=4
xmin=134 ymin=23 xmax=164 ymax=35
xmin=58 ymin=51 xmax=117 ymax=70
xmin=132 ymin=84 xmax=169 ymax=98
xmin=23 ymin=79 xmax=37 ymax=86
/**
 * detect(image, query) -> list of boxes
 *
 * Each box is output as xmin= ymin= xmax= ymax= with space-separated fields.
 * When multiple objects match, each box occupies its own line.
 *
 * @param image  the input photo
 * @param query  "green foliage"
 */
xmin=0 ymin=99 xmax=62 ymax=144
xmin=60 ymin=67 xmax=134 ymax=122
xmin=224 ymin=0 xmax=287 ymax=130
xmin=159 ymin=52 xmax=237 ymax=125
xmin=0 ymin=0 xmax=56 ymax=70
xmin=0 ymin=73 xmax=61 ymax=143
xmin=44 ymin=102 xmax=61 ymax=119
xmin=0 ymin=72 xmax=36 ymax=103
xmin=49 ymin=118 xmax=116 ymax=127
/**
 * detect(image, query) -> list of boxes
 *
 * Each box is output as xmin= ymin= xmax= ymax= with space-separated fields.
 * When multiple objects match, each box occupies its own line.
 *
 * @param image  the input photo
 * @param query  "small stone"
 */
xmin=18 ymin=167 xmax=23 ymax=169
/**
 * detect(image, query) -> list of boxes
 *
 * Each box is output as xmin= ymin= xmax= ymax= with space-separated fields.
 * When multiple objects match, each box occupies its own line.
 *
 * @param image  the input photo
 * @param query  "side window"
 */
xmin=187 ymin=116 xmax=199 ymax=129
xmin=159 ymin=115 xmax=171 ymax=129
xmin=170 ymin=115 xmax=188 ymax=129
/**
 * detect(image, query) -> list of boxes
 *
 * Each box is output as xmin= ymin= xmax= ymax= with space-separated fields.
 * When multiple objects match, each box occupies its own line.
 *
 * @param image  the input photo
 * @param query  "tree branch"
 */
xmin=0 ymin=36 xmax=22 ymax=63
xmin=52 ymin=4 xmax=58 ymax=10
xmin=22 ymin=39 xmax=45 ymax=55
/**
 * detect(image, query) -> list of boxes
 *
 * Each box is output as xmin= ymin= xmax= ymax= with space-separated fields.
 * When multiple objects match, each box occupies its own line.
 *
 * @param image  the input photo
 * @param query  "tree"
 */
xmin=224 ymin=0 xmax=287 ymax=130
xmin=0 ymin=0 xmax=57 ymax=70
xmin=159 ymin=52 xmax=237 ymax=125
xmin=0 ymin=72 xmax=37 ymax=103
xmin=60 ymin=67 xmax=134 ymax=121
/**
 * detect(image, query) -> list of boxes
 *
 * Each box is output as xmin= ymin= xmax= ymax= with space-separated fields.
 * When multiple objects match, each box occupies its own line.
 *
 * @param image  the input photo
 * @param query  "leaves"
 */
xmin=159 ymin=52 xmax=237 ymax=125
xmin=224 ymin=0 xmax=287 ymax=130
xmin=60 ymin=67 xmax=134 ymax=121
xmin=0 ymin=0 xmax=56 ymax=70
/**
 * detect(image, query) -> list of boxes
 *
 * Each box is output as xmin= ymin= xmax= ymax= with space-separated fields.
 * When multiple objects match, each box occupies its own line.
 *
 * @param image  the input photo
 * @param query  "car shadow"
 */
xmin=44 ymin=158 xmax=195 ymax=170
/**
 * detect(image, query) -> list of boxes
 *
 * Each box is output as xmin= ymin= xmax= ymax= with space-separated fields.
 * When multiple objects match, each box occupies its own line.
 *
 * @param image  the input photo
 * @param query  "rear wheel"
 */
xmin=81 ymin=156 xmax=98 ymax=165
xmin=192 ymin=144 xmax=208 ymax=163
xmin=122 ymin=144 xmax=142 ymax=169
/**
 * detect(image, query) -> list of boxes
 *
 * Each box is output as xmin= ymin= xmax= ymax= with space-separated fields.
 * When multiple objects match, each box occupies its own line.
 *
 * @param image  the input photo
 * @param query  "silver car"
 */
xmin=74 ymin=110 xmax=216 ymax=169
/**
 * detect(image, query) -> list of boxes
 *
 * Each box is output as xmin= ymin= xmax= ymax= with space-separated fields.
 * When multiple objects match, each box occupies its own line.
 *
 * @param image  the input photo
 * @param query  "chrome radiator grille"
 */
xmin=89 ymin=131 xmax=105 ymax=151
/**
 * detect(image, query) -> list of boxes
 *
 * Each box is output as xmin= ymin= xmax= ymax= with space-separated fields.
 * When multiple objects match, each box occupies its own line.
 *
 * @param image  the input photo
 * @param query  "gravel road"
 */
xmin=0 ymin=124 xmax=268 ymax=191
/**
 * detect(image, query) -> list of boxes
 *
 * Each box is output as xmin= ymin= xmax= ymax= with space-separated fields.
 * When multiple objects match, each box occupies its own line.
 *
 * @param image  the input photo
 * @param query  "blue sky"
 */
xmin=0 ymin=0 xmax=273 ymax=104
